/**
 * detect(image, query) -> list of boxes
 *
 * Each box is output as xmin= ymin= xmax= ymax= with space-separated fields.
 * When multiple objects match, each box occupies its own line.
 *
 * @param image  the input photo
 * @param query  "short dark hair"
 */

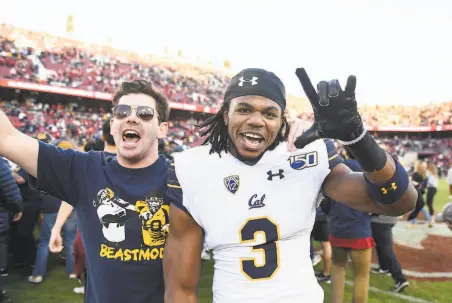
xmin=197 ymin=99 xmax=289 ymax=157
xmin=84 ymin=141 xmax=95 ymax=152
xmin=112 ymin=80 xmax=170 ymax=123
xmin=102 ymin=118 xmax=115 ymax=146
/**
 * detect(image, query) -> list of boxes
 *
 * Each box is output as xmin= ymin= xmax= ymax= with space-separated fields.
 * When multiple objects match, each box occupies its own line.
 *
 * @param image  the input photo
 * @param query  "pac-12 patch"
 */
xmin=288 ymin=151 xmax=318 ymax=170
xmin=224 ymin=175 xmax=240 ymax=194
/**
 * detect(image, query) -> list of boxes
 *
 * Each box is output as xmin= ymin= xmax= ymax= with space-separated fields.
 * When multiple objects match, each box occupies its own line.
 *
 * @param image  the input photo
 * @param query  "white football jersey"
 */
xmin=172 ymin=140 xmax=342 ymax=303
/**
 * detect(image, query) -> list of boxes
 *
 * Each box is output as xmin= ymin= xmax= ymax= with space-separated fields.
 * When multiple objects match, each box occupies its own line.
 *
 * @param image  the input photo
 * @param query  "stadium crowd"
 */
xmin=0 ymin=23 xmax=451 ymax=128
xmin=2 ymin=97 xmax=451 ymax=172
xmin=0 ymin=24 xmax=229 ymax=108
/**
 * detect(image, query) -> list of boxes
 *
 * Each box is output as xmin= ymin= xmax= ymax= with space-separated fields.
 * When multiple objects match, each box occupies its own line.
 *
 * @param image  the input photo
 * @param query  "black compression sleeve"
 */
xmin=346 ymin=132 xmax=387 ymax=172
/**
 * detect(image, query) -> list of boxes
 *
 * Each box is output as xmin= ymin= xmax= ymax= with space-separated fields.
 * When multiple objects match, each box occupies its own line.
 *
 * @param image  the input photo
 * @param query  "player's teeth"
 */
xmin=245 ymin=133 xmax=260 ymax=139
xmin=243 ymin=134 xmax=262 ymax=141
xmin=243 ymin=136 xmax=261 ymax=145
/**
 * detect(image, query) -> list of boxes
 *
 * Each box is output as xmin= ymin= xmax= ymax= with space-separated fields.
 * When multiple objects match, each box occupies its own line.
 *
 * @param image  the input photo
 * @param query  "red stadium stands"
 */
xmin=0 ymin=23 xmax=451 ymax=170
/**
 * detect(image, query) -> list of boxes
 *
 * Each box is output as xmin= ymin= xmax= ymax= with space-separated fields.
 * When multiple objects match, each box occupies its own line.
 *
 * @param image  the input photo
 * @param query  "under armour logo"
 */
xmin=381 ymin=182 xmax=397 ymax=195
xmin=238 ymin=76 xmax=258 ymax=87
xmin=267 ymin=169 xmax=284 ymax=181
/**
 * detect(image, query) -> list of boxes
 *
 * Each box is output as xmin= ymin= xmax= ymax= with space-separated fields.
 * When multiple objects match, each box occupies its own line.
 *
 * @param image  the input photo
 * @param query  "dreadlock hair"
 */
xmin=196 ymin=100 xmax=290 ymax=157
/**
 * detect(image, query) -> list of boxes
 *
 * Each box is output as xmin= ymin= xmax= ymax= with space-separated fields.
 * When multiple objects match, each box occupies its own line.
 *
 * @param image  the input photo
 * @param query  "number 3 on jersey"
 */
xmin=239 ymin=217 xmax=280 ymax=280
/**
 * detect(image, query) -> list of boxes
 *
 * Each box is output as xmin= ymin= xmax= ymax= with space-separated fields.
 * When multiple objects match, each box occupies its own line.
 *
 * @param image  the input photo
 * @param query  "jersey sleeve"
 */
xmin=165 ymin=161 xmax=188 ymax=214
xmin=29 ymin=141 xmax=90 ymax=206
xmin=323 ymin=139 xmax=343 ymax=170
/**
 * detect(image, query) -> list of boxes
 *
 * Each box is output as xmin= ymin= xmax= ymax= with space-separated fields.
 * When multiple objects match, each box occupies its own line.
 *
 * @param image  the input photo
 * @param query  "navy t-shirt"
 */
xmin=33 ymin=142 xmax=170 ymax=303
xmin=40 ymin=193 xmax=62 ymax=213
xmin=327 ymin=159 xmax=373 ymax=239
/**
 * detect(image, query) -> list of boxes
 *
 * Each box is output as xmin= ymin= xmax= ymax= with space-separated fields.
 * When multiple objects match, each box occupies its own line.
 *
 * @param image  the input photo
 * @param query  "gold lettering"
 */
xmin=99 ymin=245 xmax=165 ymax=262
xmin=139 ymin=249 xmax=151 ymax=261
xmin=114 ymin=249 xmax=124 ymax=261
xmin=107 ymin=247 xmax=115 ymax=259
xmin=131 ymin=249 xmax=139 ymax=261
xmin=150 ymin=248 xmax=160 ymax=260
xmin=100 ymin=244 xmax=109 ymax=257
xmin=124 ymin=249 xmax=132 ymax=261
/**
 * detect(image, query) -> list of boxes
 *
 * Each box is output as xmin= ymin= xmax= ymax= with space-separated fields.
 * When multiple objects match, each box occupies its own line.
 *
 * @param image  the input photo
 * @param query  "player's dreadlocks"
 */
xmin=197 ymin=100 xmax=290 ymax=157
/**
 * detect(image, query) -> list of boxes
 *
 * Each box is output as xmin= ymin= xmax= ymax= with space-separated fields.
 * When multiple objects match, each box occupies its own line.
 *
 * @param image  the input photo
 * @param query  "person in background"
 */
xmin=442 ymin=204 xmax=452 ymax=231
xmin=158 ymin=139 xmax=173 ymax=161
xmin=310 ymin=239 xmax=321 ymax=267
xmin=322 ymin=148 xmax=375 ymax=303
xmin=0 ymin=156 xmax=23 ymax=303
xmin=447 ymin=166 xmax=452 ymax=199
xmin=434 ymin=202 xmax=452 ymax=232
xmin=10 ymin=134 xmax=49 ymax=275
xmin=371 ymin=213 xmax=409 ymax=292
xmin=311 ymin=205 xmax=332 ymax=283
xmin=425 ymin=161 xmax=438 ymax=224
xmin=407 ymin=160 xmax=429 ymax=226
xmin=28 ymin=140 xmax=78 ymax=284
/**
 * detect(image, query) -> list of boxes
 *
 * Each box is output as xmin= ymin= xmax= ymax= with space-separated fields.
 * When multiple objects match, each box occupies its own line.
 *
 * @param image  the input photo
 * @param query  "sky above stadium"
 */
xmin=1 ymin=0 xmax=452 ymax=105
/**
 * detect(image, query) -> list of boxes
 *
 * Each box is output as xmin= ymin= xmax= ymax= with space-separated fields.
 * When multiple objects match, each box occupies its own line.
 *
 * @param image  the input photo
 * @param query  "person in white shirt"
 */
xmin=447 ymin=166 xmax=452 ymax=199
xmin=425 ymin=161 xmax=439 ymax=223
xmin=163 ymin=68 xmax=417 ymax=303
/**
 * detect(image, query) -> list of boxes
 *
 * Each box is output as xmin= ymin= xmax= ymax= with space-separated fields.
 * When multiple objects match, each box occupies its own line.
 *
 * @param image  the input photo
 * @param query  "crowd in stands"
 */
xmin=0 ymin=24 xmax=229 ymax=108
xmin=2 ymin=97 xmax=451 ymax=172
xmin=0 ymin=23 xmax=451 ymax=168
xmin=297 ymin=101 xmax=452 ymax=128
xmin=0 ymin=24 xmax=451 ymax=128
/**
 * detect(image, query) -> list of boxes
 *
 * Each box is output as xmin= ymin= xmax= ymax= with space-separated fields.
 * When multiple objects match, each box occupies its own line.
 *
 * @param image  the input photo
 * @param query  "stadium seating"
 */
xmin=0 ymin=24 xmax=451 ymax=168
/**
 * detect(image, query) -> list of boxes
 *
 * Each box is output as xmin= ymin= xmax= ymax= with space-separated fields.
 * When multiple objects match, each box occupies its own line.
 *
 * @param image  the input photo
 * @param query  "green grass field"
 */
xmin=2 ymin=179 xmax=451 ymax=302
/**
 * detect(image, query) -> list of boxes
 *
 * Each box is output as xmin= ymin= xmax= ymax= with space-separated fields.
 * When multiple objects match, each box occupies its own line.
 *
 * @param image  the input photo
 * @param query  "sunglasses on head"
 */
xmin=112 ymin=104 xmax=156 ymax=121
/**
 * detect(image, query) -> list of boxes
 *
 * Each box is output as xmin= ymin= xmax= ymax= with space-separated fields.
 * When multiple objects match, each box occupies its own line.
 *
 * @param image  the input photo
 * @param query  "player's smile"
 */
xmin=227 ymin=96 xmax=282 ymax=160
xmin=240 ymin=131 xmax=265 ymax=150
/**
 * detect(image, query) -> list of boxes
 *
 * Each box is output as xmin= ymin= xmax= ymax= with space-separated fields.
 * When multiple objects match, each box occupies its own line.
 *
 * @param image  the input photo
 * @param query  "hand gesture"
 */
xmin=293 ymin=68 xmax=365 ymax=149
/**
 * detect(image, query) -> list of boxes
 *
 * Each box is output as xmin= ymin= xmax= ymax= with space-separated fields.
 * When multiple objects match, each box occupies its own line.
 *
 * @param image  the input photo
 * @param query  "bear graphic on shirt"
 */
xmin=93 ymin=187 xmax=170 ymax=248
xmin=93 ymin=188 xmax=136 ymax=244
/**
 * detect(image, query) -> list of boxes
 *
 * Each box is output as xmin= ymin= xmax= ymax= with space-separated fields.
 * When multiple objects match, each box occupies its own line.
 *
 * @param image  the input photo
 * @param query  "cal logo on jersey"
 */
xmin=224 ymin=175 xmax=240 ymax=194
xmin=288 ymin=151 xmax=318 ymax=170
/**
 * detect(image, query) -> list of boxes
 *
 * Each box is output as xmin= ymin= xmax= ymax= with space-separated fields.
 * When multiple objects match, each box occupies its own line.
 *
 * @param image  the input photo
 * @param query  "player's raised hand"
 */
xmin=293 ymin=68 xmax=365 ymax=149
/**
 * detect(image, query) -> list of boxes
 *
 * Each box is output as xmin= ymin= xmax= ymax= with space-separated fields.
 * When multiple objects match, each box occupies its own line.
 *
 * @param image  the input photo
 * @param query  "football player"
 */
xmin=164 ymin=68 xmax=418 ymax=302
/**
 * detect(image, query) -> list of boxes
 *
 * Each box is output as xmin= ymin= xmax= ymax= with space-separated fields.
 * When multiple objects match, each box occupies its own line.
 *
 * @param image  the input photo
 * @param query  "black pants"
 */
xmin=407 ymin=191 xmax=425 ymax=221
xmin=9 ymin=202 xmax=40 ymax=273
xmin=0 ymin=231 xmax=8 ymax=271
xmin=371 ymin=222 xmax=406 ymax=282
xmin=426 ymin=187 xmax=437 ymax=216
